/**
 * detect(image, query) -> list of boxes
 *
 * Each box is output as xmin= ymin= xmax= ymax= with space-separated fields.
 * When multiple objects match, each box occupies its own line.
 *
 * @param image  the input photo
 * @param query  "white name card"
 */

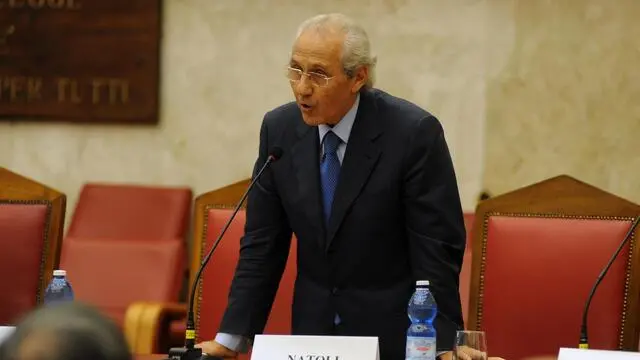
xmin=0 ymin=326 xmax=15 ymax=345
xmin=251 ymin=335 xmax=379 ymax=360
xmin=558 ymin=348 xmax=640 ymax=360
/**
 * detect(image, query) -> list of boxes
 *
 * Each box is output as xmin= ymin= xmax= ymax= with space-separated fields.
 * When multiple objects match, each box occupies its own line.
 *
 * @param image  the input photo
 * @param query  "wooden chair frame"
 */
xmin=0 ymin=167 xmax=66 ymax=305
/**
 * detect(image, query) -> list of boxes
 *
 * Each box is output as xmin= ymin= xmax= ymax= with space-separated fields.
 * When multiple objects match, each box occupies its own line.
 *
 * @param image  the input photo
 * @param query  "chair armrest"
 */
xmin=125 ymin=301 xmax=187 ymax=355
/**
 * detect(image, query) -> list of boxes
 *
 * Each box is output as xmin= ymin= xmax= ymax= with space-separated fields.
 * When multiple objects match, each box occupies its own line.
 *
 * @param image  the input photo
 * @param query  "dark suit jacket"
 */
xmin=219 ymin=88 xmax=466 ymax=360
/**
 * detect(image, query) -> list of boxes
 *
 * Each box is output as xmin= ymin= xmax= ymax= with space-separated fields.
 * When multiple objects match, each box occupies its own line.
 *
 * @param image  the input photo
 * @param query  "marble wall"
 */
xmin=0 ymin=0 xmax=487 ymax=220
xmin=484 ymin=0 xmax=640 ymax=203
xmin=1 ymin=0 xmax=638 ymax=225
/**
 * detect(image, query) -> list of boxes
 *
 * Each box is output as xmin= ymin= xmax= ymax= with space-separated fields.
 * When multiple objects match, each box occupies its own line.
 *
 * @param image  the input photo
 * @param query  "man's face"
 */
xmin=288 ymin=29 xmax=364 ymax=126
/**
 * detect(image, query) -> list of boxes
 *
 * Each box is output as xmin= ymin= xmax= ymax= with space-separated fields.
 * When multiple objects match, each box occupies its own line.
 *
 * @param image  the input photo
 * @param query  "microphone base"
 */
xmin=164 ymin=347 xmax=224 ymax=360
xmin=165 ymin=347 xmax=205 ymax=360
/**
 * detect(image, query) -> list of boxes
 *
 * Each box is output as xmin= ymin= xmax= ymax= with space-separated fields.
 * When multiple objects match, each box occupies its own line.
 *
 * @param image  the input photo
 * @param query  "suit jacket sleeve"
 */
xmin=218 ymin=113 xmax=293 ymax=338
xmin=403 ymin=115 xmax=466 ymax=352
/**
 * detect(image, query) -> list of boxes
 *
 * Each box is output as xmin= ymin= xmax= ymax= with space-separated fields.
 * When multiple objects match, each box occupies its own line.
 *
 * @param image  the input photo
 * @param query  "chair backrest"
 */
xmin=190 ymin=179 xmax=296 ymax=345
xmin=0 ymin=167 xmax=66 ymax=324
xmin=60 ymin=236 xmax=185 ymax=327
xmin=468 ymin=175 xmax=640 ymax=360
xmin=66 ymin=183 xmax=193 ymax=241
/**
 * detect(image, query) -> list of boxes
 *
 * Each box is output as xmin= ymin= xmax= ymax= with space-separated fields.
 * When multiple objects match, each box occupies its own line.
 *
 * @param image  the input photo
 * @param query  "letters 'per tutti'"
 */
xmin=0 ymin=77 xmax=130 ymax=105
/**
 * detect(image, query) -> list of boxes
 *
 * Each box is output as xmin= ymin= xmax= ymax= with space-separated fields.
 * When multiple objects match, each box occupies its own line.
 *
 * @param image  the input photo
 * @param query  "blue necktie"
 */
xmin=320 ymin=131 xmax=341 ymax=225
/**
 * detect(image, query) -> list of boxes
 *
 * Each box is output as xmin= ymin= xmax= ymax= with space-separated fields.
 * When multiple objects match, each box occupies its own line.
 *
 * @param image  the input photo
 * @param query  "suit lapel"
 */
xmin=291 ymin=120 xmax=325 ymax=249
xmin=325 ymin=90 xmax=383 ymax=251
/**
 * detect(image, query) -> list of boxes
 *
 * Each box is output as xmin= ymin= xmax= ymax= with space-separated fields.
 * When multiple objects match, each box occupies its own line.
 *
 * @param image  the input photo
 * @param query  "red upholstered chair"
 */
xmin=62 ymin=182 xmax=192 ymax=345
xmin=66 ymin=183 xmax=193 ymax=241
xmin=127 ymin=179 xmax=297 ymax=357
xmin=60 ymin=235 xmax=185 ymax=329
xmin=468 ymin=175 xmax=640 ymax=360
xmin=0 ymin=167 xmax=66 ymax=324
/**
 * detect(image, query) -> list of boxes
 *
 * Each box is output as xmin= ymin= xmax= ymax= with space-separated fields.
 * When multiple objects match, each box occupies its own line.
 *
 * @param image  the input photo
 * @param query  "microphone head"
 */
xmin=269 ymin=146 xmax=283 ymax=161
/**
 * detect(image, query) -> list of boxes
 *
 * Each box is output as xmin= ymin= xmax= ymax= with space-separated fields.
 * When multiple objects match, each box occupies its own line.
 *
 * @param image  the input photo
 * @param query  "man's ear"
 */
xmin=350 ymin=66 xmax=369 ymax=93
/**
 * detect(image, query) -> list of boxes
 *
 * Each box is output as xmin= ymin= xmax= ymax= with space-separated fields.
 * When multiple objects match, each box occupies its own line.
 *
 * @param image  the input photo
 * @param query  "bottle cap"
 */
xmin=416 ymin=280 xmax=430 ymax=286
xmin=53 ymin=270 xmax=66 ymax=277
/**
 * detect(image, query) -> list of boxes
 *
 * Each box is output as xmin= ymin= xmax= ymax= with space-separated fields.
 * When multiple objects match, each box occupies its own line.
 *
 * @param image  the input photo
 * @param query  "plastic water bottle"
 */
xmin=44 ymin=270 xmax=74 ymax=305
xmin=406 ymin=280 xmax=437 ymax=360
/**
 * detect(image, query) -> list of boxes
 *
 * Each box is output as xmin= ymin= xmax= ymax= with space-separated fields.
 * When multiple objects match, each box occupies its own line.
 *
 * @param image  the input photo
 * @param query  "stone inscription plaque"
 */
xmin=0 ymin=0 xmax=160 ymax=124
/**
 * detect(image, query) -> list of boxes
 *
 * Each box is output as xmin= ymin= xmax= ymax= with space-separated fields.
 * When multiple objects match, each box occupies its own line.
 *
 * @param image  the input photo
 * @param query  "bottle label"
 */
xmin=406 ymin=336 xmax=436 ymax=359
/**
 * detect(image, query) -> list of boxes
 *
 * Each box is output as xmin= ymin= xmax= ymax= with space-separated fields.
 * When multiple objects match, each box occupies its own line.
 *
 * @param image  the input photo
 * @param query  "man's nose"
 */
xmin=295 ymin=76 xmax=313 ymax=96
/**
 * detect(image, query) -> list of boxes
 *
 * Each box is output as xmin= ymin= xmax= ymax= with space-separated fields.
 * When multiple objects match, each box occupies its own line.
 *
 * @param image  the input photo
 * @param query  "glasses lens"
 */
xmin=308 ymin=73 xmax=327 ymax=87
xmin=287 ymin=68 xmax=301 ymax=81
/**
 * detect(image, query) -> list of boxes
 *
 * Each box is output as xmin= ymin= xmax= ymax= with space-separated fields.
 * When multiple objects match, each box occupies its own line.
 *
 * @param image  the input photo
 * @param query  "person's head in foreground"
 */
xmin=0 ymin=302 xmax=131 ymax=360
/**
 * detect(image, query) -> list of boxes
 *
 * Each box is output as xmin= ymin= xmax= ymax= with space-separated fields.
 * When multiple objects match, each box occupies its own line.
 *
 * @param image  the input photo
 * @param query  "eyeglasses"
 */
xmin=286 ymin=67 xmax=334 ymax=87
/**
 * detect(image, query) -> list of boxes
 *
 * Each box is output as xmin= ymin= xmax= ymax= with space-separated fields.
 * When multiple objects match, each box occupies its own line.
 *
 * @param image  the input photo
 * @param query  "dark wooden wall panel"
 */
xmin=0 ymin=0 xmax=161 ymax=124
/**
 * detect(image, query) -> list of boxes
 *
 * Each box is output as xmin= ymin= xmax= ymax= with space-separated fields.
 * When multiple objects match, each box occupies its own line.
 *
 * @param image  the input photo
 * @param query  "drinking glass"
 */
xmin=453 ymin=330 xmax=488 ymax=360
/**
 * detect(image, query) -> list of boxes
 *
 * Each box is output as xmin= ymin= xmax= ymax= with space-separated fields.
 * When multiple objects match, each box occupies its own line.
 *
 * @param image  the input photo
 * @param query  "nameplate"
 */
xmin=558 ymin=348 xmax=640 ymax=360
xmin=0 ymin=0 xmax=160 ymax=124
xmin=251 ymin=335 xmax=379 ymax=360
xmin=0 ymin=326 xmax=15 ymax=344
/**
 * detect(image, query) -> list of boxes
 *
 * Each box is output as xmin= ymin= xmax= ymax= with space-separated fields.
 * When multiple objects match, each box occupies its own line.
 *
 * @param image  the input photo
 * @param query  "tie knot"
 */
xmin=323 ymin=131 xmax=341 ymax=155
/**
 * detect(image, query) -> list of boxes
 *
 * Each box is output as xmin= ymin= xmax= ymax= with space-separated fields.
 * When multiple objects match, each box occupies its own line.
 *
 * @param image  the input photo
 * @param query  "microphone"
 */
xmin=167 ymin=146 xmax=283 ymax=360
xmin=578 ymin=215 xmax=640 ymax=349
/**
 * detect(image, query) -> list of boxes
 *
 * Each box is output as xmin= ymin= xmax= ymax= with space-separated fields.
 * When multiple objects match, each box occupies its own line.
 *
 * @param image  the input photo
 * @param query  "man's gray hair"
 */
xmin=295 ymin=13 xmax=377 ymax=89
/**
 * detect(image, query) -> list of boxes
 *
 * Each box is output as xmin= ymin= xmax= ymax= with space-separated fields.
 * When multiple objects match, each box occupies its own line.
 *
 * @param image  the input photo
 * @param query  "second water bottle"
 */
xmin=44 ymin=270 xmax=74 ymax=305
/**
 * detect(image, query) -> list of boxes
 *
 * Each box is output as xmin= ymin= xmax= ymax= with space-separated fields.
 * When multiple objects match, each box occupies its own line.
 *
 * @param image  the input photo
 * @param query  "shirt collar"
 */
xmin=318 ymin=93 xmax=360 ymax=145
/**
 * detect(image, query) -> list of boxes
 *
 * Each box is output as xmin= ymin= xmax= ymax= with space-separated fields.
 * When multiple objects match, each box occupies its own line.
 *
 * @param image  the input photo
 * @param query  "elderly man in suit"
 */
xmin=198 ymin=13 xmax=469 ymax=360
